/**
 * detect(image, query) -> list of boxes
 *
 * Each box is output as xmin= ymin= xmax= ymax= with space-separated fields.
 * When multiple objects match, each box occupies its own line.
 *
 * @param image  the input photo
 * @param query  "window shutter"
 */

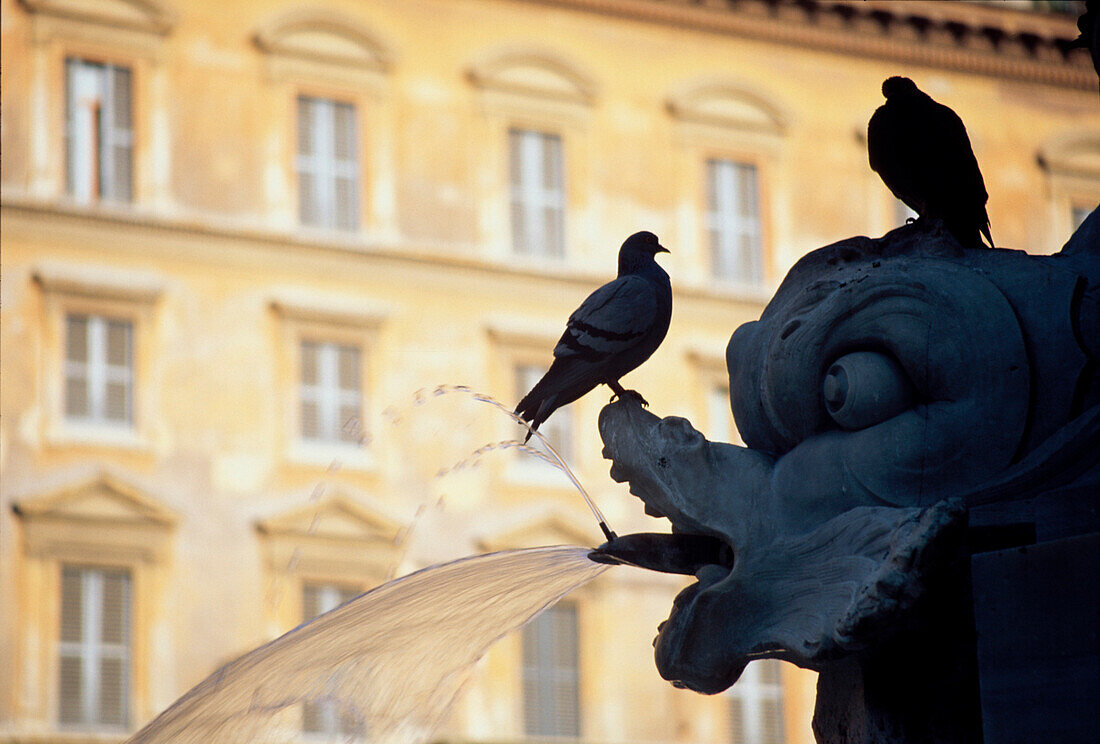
xmin=708 ymin=159 xmax=762 ymax=284
xmin=337 ymin=345 xmax=361 ymax=442
xmin=726 ymin=659 xmax=786 ymax=744
xmin=65 ymin=315 xmax=90 ymax=419
xmin=105 ymin=65 xmax=133 ymax=202
xmin=298 ymin=97 xmax=319 ymax=226
xmin=543 ymin=133 xmax=564 ymax=258
xmin=523 ymin=602 xmax=580 ymax=737
xmin=302 ymin=583 xmax=321 ymax=621
xmin=761 ymin=698 xmax=785 ymax=744
xmin=302 ymin=583 xmax=361 ymax=735
xmin=729 ymin=698 xmax=746 ymax=744
xmin=59 ymin=566 xmax=130 ymax=727
xmin=104 ymin=320 xmax=133 ymax=423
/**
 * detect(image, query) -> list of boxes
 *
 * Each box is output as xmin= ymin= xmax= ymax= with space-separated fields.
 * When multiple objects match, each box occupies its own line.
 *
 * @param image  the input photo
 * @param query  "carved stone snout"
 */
xmin=597 ymin=397 xmax=965 ymax=694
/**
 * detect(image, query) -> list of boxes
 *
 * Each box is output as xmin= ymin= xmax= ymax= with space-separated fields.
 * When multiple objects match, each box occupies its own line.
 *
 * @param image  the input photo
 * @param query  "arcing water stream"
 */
xmin=128 ymin=386 xmax=618 ymax=743
xmin=128 ymin=547 xmax=607 ymax=743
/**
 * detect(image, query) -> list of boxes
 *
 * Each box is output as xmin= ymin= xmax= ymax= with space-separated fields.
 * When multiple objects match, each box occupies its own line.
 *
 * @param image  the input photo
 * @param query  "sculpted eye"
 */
xmin=822 ymin=351 xmax=915 ymax=430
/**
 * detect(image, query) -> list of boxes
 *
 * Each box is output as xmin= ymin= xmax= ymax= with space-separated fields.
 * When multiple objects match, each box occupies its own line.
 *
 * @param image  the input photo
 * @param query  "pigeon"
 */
xmin=515 ymin=231 xmax=672 ymax=442
xmin=868 ymin=76 xmax=994 ymax=250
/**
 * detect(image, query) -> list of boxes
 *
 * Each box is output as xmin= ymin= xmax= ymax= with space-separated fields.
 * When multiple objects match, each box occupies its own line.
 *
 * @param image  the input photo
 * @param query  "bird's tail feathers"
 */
xmin=515 ymin=390 xmax=558 ymax=444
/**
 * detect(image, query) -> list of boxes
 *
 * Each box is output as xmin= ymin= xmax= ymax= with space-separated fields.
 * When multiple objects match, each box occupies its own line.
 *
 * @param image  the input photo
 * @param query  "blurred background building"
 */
xmin=1 ymin=0 xmax=1096 ymax=742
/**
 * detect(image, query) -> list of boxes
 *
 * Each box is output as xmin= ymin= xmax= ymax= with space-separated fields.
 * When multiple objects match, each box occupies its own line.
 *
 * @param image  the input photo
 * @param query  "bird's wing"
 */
xmin=554 ymin=275 xmax=659 ymax=360
xmin=930 ymin=103 xmax=988 ymax=198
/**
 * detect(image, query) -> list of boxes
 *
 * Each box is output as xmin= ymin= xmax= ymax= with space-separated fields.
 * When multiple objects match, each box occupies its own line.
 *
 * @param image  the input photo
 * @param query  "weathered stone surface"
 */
xmin=594 ymin=210 xmax=1099 ymax=742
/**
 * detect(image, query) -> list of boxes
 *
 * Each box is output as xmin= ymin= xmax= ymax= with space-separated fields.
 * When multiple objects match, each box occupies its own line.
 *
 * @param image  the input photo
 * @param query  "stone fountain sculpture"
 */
xmin=593 ymin=213 xmax=1099 ymax=743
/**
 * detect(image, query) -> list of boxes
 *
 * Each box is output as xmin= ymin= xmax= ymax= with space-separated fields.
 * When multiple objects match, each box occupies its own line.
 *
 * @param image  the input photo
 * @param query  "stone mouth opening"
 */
xmin=588 ymin=530 xmax=734 ymax=576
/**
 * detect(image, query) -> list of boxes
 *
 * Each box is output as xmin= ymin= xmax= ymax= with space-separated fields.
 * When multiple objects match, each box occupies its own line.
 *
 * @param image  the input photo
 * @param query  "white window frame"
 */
xmin=727 ymin=659 xmax=786 ymax=744
xmin=707 ymin=158 xmax=763 ymax=284
xmin=58 ymin=565 xmax=131 ymax=730
xmin=522 ymin=601 xmax=580 ymax=738
xmin=35 ymin=263 xmax=162 ymax=450
xmin=297 ymin=95 xmax=360 ymax=231
xmin=510 ymin=128 xmax=565 ymax=259
xmin=65 ymin=58 xmax=133 ymax=203
xmin=64 ymin=313 xmax=134 ymax=428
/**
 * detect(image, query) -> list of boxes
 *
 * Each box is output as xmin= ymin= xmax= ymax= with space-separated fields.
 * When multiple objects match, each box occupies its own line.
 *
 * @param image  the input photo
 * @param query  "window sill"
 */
xmin=47 ymin=422 xmax=149 ymax=452
xmin=1 ymin=728 xmax=129 ymax=744
xmin=287 ymin=441 xmax=375 ymax=472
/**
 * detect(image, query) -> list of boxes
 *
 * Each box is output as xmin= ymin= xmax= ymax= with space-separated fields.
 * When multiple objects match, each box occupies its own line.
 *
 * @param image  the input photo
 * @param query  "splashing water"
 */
xmin=414 ymin=385 xmax=617 ymax=541
xmin=128 ymin=547 xmax=607 ymax=743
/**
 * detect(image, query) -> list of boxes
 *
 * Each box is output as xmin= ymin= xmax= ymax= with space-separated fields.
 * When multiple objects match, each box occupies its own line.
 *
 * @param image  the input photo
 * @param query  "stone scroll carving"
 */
xmin=593 ymin=213 xmax=1099 ymax=741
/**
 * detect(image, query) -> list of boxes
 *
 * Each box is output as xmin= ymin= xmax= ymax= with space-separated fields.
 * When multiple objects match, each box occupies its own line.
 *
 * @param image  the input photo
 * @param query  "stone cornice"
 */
xmin=523 ymin=0 xmax=1094 ymax=90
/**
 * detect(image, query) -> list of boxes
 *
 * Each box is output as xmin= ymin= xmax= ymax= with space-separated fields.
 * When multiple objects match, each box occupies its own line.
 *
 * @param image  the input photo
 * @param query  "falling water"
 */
xmin=414 ymin=385 xmax=617 ymax=540
xmin=128 ymin=547 xmax=608 ymax=743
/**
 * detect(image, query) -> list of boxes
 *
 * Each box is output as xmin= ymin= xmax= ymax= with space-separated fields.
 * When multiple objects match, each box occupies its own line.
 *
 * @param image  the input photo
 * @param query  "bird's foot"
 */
xmin=610 ymin=389 xmax=649 ymax=407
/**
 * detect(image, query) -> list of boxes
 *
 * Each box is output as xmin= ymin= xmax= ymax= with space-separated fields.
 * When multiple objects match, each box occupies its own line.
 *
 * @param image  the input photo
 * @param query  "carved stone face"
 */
xmin=596 ymin=229 xmax=1096 ymax=694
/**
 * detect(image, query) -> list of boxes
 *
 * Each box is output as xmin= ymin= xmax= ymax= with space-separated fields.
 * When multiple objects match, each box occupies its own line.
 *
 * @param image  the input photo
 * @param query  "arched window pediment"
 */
xmin=1038 ymin=134 xmax=1100 ymax=179
xmin=468 ymin=48 xmax=597 ymax=105
xmin=18 ymin=0 xmax=175 ymax=35
xmin=667 ymin=81 xmax=789 ymax=135
xmin=254 ymin=9 xmax=393 ymax=72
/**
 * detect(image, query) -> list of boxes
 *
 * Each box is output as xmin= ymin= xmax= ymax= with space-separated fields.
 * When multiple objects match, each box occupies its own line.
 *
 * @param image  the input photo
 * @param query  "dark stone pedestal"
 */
xmin=971 ymin=533 xmax=1100 ymax=744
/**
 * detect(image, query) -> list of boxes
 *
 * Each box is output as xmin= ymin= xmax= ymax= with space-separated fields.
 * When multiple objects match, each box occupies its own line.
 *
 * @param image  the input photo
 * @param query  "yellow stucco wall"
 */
xmin=2 ymin=0 xmax=1097 ymax=742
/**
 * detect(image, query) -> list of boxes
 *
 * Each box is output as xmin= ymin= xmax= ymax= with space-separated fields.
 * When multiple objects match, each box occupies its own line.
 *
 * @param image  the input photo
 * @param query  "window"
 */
xmin=1072 ymin=204 xmax=1093 ymax=231
xmin=727 ymin=660 xmax=785 ymax=744
xmin=510 ymin=129 xmax=565 ymax=258
xmin=707 ymin=383 xmax=734 ymax=445
xmin=522 ymin=601 xmax=580 ymax=738
xmin=298 ymin=96 xmax=359 ymax=231
xmin=896 ymin=199 xmax=918 ymax=226
xmin=707 ymin=159 xmax=763 ymax=283
xmin=516 ymin=363 xmax=572 ymax=464
xmin=65 ymin=59 xmax=132 ymax=203
xmin=59 ymin=566 xmax=131 ymax=729
xmin=302 ymin=582 xmax=361 ymax=736
xmin=300 ymin=340 xmax=363 ymax=445
xmin=65 ymin=314 xmax=133 ymax=427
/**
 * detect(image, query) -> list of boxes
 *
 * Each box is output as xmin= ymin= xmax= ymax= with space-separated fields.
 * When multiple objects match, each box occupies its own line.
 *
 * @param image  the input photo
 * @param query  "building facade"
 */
xmin=1 ymin=0 xmax=1096 ymax=742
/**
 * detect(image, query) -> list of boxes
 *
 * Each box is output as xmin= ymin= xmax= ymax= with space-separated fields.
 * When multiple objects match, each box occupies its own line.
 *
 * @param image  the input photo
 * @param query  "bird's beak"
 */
xmin=656 ymin=245 xmax=670 ymax=254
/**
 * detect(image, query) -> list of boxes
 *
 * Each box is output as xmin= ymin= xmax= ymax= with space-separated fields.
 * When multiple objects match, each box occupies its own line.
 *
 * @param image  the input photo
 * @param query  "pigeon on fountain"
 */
xmin=868 ymin=76 xmax=995 ymax=250
xmin=515 ymin=231 xmax=672 ymax=442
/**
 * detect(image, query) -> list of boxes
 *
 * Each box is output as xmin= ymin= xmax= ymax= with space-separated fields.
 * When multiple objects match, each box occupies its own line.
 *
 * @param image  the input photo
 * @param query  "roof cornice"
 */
xmin=524 ymin=0 xmax=1094 ymax=90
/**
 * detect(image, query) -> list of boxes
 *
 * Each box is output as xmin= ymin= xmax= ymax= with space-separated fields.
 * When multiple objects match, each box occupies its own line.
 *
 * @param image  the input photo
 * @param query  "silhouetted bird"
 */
xmin=515 ymin=231 xmax=672 ymax=442
xmin=868 ymin=76 xmax=994 ymax=249
xmin=1070 ymin=0 xmax=1099 ymax=97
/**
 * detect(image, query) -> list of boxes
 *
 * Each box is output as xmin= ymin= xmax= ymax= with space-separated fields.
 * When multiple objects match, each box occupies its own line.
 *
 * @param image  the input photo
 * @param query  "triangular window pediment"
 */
xmin=258 ymin=494 xmax=401 ymax=544
xmin=479 ymin=508 xmax=598 ymax=552
xmin=14 ymin=472 xmax=176 ymax=527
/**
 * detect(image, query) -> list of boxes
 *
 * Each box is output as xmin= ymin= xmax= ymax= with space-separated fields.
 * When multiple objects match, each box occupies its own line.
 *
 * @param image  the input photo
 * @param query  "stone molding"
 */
xmin=12 ymin=470 xmax=177 ymax=562
xmin=256 ymin=493 xmax=404 ymax=580
xmin=253 ymin=8 xmax=394 ymax=72
xmin=17 ymin=0 xmax=175 ymax=36
xmin=468 ymin=46 xmax=599 ymax=105
xmin=530 ymin=0 xmax=1094 ymax=90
